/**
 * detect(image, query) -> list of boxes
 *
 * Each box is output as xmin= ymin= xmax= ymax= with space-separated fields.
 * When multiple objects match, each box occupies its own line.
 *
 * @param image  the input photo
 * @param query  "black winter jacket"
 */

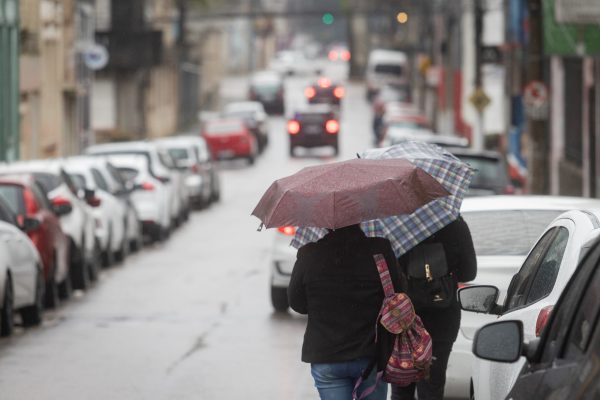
xmin=288 ymin=225 xmax=401 ymax=367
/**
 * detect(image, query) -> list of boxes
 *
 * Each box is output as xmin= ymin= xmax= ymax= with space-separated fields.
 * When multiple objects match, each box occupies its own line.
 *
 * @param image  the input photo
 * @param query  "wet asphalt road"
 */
xmin=0 ymin=62 xmax=375 ymax=399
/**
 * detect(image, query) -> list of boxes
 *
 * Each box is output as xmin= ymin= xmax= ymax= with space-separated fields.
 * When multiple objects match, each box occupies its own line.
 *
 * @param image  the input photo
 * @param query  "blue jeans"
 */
xmin=311 ymin=357 xmax=387 ymax=400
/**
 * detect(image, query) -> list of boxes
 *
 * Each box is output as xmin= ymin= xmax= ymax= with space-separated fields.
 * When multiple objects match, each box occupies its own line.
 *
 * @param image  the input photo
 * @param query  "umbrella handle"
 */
xmin=257 ymin=222 xmax=264 ymax=232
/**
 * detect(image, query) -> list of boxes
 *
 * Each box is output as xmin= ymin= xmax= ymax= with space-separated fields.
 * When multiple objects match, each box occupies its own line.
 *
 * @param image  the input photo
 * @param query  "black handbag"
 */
xmin=405 ymin=242 xmax=455 ymax=309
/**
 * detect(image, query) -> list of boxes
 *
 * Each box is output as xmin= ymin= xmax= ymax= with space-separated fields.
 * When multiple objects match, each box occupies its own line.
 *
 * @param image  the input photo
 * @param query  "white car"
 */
xmin=0 ymin=161 xmax=97 ymax=292
xmin=0 ymin=197 xmax=44 ymax=336
xmin=269 ymin=50 xmax=319 ymax=76
xmin=445 ymin=195 xmax=600 ymax=398
xmin=460 ymin=203 xmax=600 ymax=400
xmin=86 ymin=141 xmax=189 ymax=227
xmin=103 ymin=154 xmax=171 ymax=243
xmin=63 ymin=157 xmax=129 ymax=266
xmin=270 ymin=226 xmax=298 ymax=312
xmin=155 ymin=136 xmax=221 ymax=208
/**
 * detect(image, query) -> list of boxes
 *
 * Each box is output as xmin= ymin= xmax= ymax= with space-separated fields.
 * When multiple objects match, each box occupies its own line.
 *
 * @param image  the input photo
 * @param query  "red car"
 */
xmin=202 ymin=119 xmax=258 ymax=165
xmin=0 ymin=175 xmax=70 ymax=308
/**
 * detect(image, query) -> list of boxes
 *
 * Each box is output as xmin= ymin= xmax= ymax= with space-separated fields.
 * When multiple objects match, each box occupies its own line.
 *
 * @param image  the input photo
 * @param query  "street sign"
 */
xmin=469 ymin=87 xmax=491 ymax=113
xmin=555 ymin=0 xmax=600 ymax=25
xmin=523 ymin=80 xmax=549 ymax=120
xmin=83 ymin=44 xmax=109 ymax=70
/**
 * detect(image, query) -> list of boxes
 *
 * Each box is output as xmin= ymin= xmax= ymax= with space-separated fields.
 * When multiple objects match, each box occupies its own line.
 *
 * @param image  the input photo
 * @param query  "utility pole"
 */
xmin=526 ymin=0 xmax=549 ymax=194
xmin=471 ymin=0 xmax=486 ymax=151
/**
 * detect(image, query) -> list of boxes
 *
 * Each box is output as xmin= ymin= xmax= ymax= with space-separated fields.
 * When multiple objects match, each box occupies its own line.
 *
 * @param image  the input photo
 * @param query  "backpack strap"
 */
xmin=373 ymin=254 xmax=394 ymax=297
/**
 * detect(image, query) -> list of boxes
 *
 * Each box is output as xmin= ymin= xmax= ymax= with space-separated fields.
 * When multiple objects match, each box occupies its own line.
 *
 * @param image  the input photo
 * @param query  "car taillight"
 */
xmin=333 ymin=86 xmax=345 ymax=99
xmin=141 ymin=182 xmax=155 ymax=191
xmin=328 ymin=50 xmax=338 ymax=61
xmin=23 ymin=189 xmax=38 ymax=214
xmin=318 ymin=78 xmax=331 ymax=88
xmin=288 ymin=120 xmax=301 ymax=135
xmin=535 ymin=305 xmax=553 ymax=337
xmin=51 ymin=196 xmax=71 ymax=207
xmin=341 ymin=50 xmax=351 ymax=61
xmin=325 ymin=119 xmax=339 ymax=134
xmin=304 ymin=87 xmax=316 ymax=99
xmin=277 ymin=226 xmax=297 ymax=236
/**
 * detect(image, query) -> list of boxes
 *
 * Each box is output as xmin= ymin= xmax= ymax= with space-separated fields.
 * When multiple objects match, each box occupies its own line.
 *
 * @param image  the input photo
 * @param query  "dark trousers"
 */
xmin=390 ymin=341 xmax=454 ymax=400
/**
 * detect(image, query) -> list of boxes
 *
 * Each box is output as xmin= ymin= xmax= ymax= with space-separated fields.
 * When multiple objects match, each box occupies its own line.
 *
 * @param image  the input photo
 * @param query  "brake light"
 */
xmin=328 ymin=50 xmax=338 ymax=61
xmin=333 ymin=86 xmax=345 ymax=99
xmin=535 ymin=305 xmax=553 ymax=337
xmin=51 ymin=196 xmax=71 ymax=207
xmin=325 ymin=119 xmax=339 ymax=134
xmin=318 ymin=78 xmax=331 ymax=88
xmin=288 ymin=120 xmax=301 ymax=135
xmin=278 ymin=226 xmax=297 ymax=236
xmin=23 ymin=189 xmax=39 ymax=214
xmin=304 ymin=87 xmax=316 ymax=99
xmin=341 ymin=50 xmax=351 ymax=61
xmin=141 ymin=182 xmax=155 ymax=191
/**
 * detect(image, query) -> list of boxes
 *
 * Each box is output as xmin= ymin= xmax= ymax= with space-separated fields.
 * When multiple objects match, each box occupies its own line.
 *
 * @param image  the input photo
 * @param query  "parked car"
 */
xmin=0 ymin=196 xmax=45 ymax=336
xmin=155 ymin=136 xmax=220 ymax=208
xmin=447 ymin=148 xmax=515 ymax=196
xmin=444 ymin=195 xmax=600 ymax=398
xmin=103 ymin=154 xmax=172 ymax=243
xmin=0 ymin=161 xmax=97 ymax=293
xmin=304 ymin=77 xmax=345 ymax=106
xmin=222 ymin=101 xmax=269 ymax=153
xmin=202 ymin=119 xmax=259 ymax=165
xmin=63 ymin=157 xmax=130 ymax=266
xmin=470 ymin=233 xmax=600 ymax=400
xmin=459 ymin=205 xmax=600 ymax=400
xmin=86 ymin=141 xmax=188 ymax=228
xmin=0 ymin=174 xmax=69 ymax=308
xmin=288 ymin=104 xmax=340 ymax=157
xmin=248 ymin=70 xmax=285 ymax=115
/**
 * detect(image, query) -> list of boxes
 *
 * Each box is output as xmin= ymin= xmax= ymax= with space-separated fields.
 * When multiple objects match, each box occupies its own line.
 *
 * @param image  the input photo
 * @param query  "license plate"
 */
xmin=304 ymin=125 xmax=322 ymax=134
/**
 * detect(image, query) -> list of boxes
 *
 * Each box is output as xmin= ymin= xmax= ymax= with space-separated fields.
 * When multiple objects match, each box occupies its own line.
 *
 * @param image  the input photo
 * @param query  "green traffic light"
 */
xmin=322 ymin=13 xmax=334 ymax=25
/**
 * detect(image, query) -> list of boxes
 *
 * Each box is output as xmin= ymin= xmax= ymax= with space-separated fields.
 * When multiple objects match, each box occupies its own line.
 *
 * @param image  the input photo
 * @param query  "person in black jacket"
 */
xmin=391 ymin=215 xmax=477 ymax=400
xmin=288 ymin=224 xmax=401 ymax=400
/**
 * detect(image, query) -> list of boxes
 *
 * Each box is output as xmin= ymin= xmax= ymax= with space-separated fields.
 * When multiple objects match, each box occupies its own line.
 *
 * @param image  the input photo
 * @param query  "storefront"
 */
xmin=0 ymin=0 xmax=19 ymax=161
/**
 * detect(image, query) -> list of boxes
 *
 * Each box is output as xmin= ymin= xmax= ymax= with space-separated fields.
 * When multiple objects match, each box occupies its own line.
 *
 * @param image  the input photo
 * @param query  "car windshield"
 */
xmin=117 ymin=167 xmax=140 ymax=182
xmin=167 ymin=148 xmax=190 ymax=162
xmin=205 ymin=122 xmax=244 ymax=134
xmin=456 ymin=155 xmax=506 ymax=187
xmin=0 ymin=185 xmax=25 ymax=215
xmin=69 ymin=174 xmax=88 ymax=190
xmin=462 ymin=210 xmax=565 ymax=256
xmin=33 ymin=173 xmax=62 ymax=192
xmin=374 ymin=64 xmax=403 ymax=76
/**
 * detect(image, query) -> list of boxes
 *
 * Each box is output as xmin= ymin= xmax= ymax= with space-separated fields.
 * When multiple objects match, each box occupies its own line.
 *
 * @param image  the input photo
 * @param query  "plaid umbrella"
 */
xmin=291 ymin=141 xmax=474 ymax=257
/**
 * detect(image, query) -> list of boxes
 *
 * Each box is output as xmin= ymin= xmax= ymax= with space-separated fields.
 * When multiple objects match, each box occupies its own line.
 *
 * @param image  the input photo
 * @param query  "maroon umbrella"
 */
xmin=252 ymin=158 xmax=450 ymax=229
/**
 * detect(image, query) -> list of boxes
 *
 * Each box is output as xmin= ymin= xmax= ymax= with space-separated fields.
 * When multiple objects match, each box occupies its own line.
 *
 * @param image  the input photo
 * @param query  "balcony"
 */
xmin=95 ymin=30 xmax=163 ymax=70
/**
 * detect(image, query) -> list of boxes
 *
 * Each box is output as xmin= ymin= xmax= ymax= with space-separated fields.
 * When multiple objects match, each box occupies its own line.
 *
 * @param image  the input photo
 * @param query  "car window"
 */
xmin=525 ymin=227 xmax=569 ymax=304
xmin=70 ymin=173 xmax=88 ymax=190
xmin=168 ymin=148 xmax=190 ymax=162
xmin=117 ymin=167 xmax=139 ymax=182
xmin=504 ymin=229 xmax=558 ymax=312
xmin=31 ymin=182 xmax=51 ymax=210
xmin=462 ymin=210 xmax=564 ymax=256
xmin=33 ymin=172 xmax=62 ymax=192
xmin=60 ymin=170 xmax=79 ymax=195
xmin=157 ymin=150 xmax=175 ymax=169
xmin=0 ymin=185 xmax=25 ymax=215
xmin=374 ymin=64 xmax=403 ymax=75
xmin=457 ymin=155 xmax=507 ymax=186
xmin=0 ymin=199 xmax=17 ymax=225
xmin=91 ymin=168 xmax=110 ymax=192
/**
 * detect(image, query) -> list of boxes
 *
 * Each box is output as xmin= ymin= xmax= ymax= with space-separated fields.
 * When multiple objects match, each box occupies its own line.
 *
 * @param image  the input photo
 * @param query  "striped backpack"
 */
xmin=353 ymin=254 xmax=433 ymax=400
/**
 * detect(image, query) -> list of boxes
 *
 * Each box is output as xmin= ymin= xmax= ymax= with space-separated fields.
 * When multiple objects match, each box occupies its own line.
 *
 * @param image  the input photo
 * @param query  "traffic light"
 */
xmin=322 ymin=13 xmax=334 ymax=25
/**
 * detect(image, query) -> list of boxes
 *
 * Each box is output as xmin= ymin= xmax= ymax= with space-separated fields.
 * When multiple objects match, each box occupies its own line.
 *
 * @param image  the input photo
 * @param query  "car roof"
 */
xmin=0 ymin=159 xmax=64 ymax=174
xmin=86 ymin=141 xmax=160 ymax=154
xmin=223 ymin=101 xmax=263 ymax=112
xmin=369 ymin=49 xmax=407 ymax=63
xmin=0 ymin=173 xmax=35 ymax=186
xmin=462 ymin=196 xmax=600 ymax=213
xmin=154 ymin=135 xmax=206 ymax=147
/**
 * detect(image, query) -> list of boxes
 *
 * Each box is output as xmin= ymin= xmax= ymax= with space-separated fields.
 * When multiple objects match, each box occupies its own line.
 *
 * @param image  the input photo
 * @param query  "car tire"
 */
xmin=102 ymin=228 xmax=115 ymax=267
xmin=70 ymin=242 xmax=90 ymax=291
xmin=289 ymin=146 xmax=295 ymax=157
xmin=248 ymin=155 xmax=255 ymax=165
xmin=333 ymin=143 xmax=339 ymax=156
xmin=88 ymin=240 xmax=101 ymax=281
xmin=21 ymin=270 xmax=44 ymax=327
xmin=44 ymin=257 xmax=60 ymax=309
xmin=115 ymin=237 xmax=128 ymax=263
xmin=130 ymin=227 xmax=143 ymax=253
xmin=271 ymin=286 xmax=289 ymax=313
xmin=58 ymin=272 xmax=72 ymax=300
xmin=211 ymin=182 xmax=220 ymax=203
xmin=0 ymin=275 xmax=14 ymax=337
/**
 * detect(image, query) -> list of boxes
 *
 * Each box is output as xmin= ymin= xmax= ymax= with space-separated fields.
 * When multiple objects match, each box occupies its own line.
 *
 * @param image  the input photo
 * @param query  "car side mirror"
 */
xmin=458 ymin=285 xmax=501 ymax=314
xmin=51 ymin=197 xmax=73 ymax=216
xmin=473 ymin=320 xmax=523 ymax=363
xmin=20 ymin=216 xmax=41 ymax=233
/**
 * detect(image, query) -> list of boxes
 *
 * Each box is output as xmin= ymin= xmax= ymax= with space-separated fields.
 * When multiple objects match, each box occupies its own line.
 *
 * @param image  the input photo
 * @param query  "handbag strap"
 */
xmin=373 ymin=254 xmax=394 ymax=297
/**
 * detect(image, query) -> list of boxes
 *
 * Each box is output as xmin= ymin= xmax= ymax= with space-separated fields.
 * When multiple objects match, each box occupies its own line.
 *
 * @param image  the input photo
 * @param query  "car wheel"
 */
xmin=58 ymin=272 xmax=72 ymax=300
xmin=88 ymin=240 xmax=101 ymax=281
xmin=44 ymin=257 xmax=60 ymax=309
xmin=21 ymin=270 xmax=44 ymax=327
xmin=271 ymin=286 xmax=289 ymax=313
xmin=70 ymin=242 xmax=90 ymax=291
xmin=211 ymin=182 xmax=221 ymax=203
xmin=247 ymin=155 xmax=255 ymax=165
xmin=102 ymin=228 xmax=115 ymax=267
xmin=114 ymin=238 xmax=128 ymax=263
xmin=0 ymin=275 xmax=14 ymax=337
xmin=130 ymin=227 xmax=143 ymax=252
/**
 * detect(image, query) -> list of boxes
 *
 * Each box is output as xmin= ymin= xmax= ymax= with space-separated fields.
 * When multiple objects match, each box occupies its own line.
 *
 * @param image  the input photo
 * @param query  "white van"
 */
xmin=365 ymin=49 xmax=409 ymax=101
